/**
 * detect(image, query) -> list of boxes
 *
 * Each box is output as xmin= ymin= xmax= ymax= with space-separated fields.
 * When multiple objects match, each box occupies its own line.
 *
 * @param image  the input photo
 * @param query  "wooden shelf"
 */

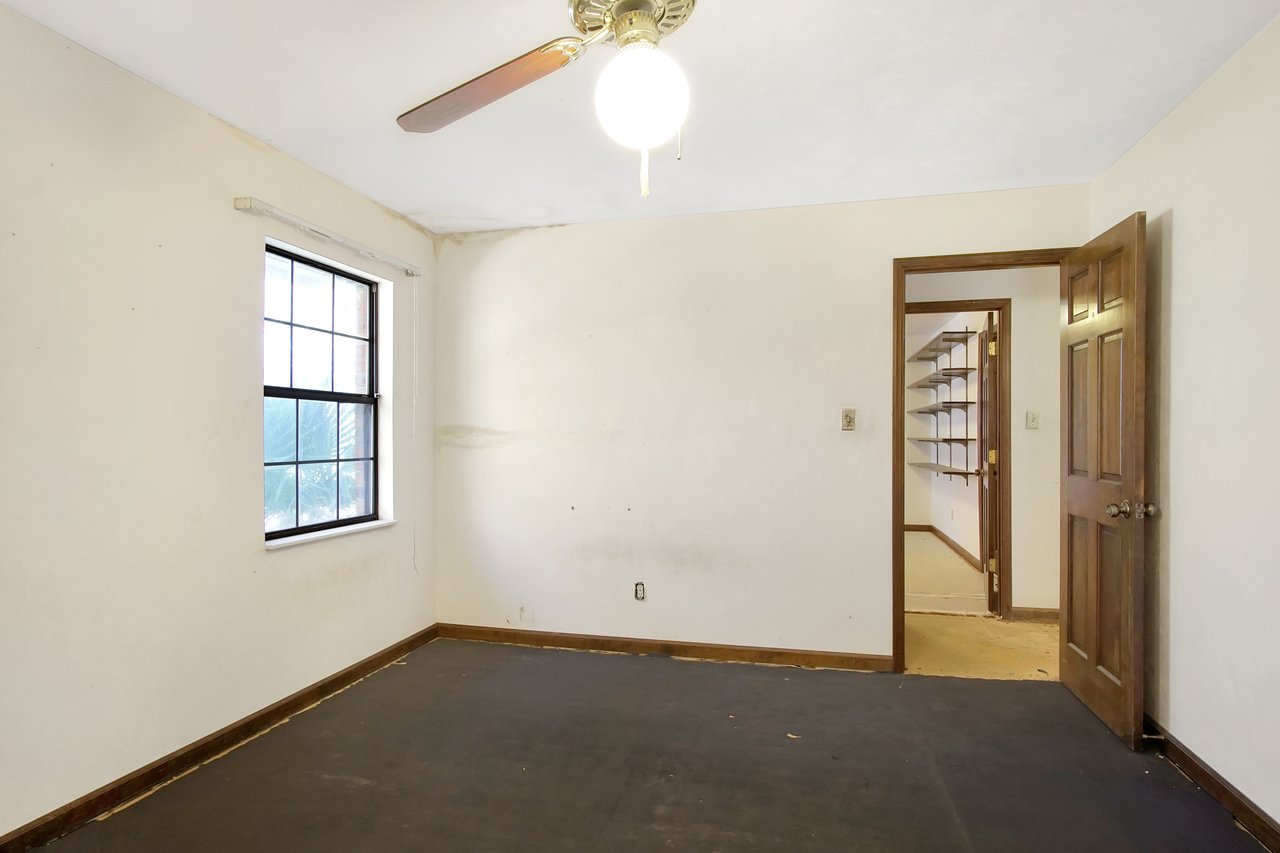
xmin=910 ymin=401 xmax=976 ymax=416
xmin=909 ymin=330 xmax=977 ymax=363
xmin=910 ymin=462 xmax=979 ymax=478
xmin=907 ymin=367 xmax=975 ymax=389
xmin=906 ymin=332 xmax=978 ymax=477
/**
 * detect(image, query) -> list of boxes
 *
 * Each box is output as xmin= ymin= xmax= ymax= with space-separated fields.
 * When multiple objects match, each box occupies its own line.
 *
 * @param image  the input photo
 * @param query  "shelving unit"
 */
xmin=910 ymin=462 xmax=976 ymax=476
xmin=907 ymin=367 xmax=975 ymax=390
xmin=910 ymin=401 xmax=975 ymax=417
xmin=907 ymin=328 xmax=978 ymax=481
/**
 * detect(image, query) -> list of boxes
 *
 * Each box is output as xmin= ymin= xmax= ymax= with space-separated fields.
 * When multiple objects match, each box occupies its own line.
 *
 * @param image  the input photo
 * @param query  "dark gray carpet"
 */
xmin=46 ymin=639 xmax=1260 ymax=852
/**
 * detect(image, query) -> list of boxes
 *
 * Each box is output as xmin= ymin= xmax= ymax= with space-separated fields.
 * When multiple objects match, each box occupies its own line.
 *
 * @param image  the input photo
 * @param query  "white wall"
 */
xmin=0 ymin=7 xmax=437 ymax=836
xmin=435 ymin=185 xmax=1089 ymax=655
xmin=1091 ymin=15 xmax=1280 ymax=823
xmin=907 ymin=269 xmax=1062 ymax=610
xmin=903 ymin=311 xmax=983 ymax=560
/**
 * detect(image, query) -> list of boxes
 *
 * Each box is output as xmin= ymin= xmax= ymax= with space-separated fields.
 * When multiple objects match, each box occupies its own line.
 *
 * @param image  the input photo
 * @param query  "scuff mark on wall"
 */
xmin=570 ymin=538 xmax=737 ymax=574
xmin=435 ymin=425 xmax=519 ymax=449
xmin=435 ymin=426 xmax=625 ymax=449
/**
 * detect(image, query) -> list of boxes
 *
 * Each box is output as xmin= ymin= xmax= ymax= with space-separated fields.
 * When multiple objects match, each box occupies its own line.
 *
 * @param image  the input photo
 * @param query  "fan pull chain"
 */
xmin=640 ymin=148 xmax=650 ymax=199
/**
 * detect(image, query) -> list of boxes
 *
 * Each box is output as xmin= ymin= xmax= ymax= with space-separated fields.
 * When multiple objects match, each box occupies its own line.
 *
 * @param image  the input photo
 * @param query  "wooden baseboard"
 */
xmin=1010 ymin=607 xmax=1059 ymax=624
xmin=436 ymin=624 xmax=894 ymax=673
xmin=0 ymin=624 xmax=441 ymax=853
xmin=904 ymin=524 xmax=981 ymax=571
xmin=1145 ymin=716 xmax=1279 ymax=851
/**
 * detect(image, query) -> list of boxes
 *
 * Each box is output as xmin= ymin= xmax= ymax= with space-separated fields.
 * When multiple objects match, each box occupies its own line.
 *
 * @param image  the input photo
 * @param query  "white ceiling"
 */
xmin=8 ymin=1 xmax=1279 ymax=234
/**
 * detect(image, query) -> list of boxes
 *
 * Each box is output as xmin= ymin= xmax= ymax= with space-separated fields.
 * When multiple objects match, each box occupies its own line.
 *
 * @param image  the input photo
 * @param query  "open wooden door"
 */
xmin=1060 ymin=213 xmax=1149 ymax=749
xmin=978 ymin=313 xmax=1001 ymax=615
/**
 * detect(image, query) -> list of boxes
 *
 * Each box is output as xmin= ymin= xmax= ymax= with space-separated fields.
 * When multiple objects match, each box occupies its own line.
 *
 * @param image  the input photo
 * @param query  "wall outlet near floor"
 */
xmin=841 ymin=408 xmax=857 ymax=431
xmin=634 ymin=582 xmax=646 ymax=602
xmin=1026 ymin=411 xmax=1041 ymax=430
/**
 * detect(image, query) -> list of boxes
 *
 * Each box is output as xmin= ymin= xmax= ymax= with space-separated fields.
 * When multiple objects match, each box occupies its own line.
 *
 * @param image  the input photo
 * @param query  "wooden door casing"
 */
xmin=1059 ymin=213 xmax=1147 ymax=749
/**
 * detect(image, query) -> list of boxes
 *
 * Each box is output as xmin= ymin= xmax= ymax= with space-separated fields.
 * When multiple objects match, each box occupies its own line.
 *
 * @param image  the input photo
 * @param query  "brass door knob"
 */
xmin=1105 ymin=500 xmax=1132 ymax=518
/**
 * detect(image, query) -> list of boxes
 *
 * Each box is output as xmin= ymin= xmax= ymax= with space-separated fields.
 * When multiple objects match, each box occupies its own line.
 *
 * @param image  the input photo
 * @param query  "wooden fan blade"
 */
xmin=397 ymin=38 xmax=582 ymax=133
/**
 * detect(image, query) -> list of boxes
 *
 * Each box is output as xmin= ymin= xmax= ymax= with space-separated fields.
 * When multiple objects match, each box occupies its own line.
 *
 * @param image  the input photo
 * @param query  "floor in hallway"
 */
xmin=906 ymin=612 xmax=1059 ymax=681
xmin=904 ymin=530 xmax=986 ymax=614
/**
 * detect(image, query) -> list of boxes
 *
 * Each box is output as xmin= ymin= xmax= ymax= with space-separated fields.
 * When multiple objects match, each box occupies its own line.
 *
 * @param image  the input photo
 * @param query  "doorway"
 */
xmin=899 ymin=275 xmax=1062 ymax=681
xmin=896 ymin=247 xmax=1075 ymax=676
xmin=903 ymin=299 xmax=1010 ymax=618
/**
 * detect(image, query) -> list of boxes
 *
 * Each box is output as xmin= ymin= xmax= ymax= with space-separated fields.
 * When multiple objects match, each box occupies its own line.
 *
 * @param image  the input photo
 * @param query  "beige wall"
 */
xmin=0 ymin=7 xmax=437 ymax=835
xmin=1091 ymin=15 xmax=1280 ymax=825
xmin=434 ymin=186 xmax=1089 ymax=656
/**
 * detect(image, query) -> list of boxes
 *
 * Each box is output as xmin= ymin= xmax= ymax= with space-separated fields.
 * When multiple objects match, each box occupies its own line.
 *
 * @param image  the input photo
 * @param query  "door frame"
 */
xmin=904 ymin=298 xmax=1011 ymax=616
xmin=892 ymin=249 xmax=1075 ymax=673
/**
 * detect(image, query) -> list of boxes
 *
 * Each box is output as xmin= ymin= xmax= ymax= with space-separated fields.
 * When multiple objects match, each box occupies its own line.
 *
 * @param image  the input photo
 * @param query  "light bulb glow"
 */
xmin=594 ymin=44 xmax=689 ymax=150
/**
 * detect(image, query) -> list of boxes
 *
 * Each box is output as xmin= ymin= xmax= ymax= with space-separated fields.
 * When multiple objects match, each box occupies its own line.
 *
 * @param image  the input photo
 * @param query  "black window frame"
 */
xmin=263 ymin=245 xmax=379 ymax=540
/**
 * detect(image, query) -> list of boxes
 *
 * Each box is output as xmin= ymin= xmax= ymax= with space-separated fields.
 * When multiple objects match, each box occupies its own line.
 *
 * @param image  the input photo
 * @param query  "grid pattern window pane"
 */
xmin=263 ymin=247 xmax=377 ymax=538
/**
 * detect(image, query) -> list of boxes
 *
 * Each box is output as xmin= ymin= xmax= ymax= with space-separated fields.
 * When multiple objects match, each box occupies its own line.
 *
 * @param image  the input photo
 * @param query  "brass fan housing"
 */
xmin=570 ymin=0 xmax=697 ymax=44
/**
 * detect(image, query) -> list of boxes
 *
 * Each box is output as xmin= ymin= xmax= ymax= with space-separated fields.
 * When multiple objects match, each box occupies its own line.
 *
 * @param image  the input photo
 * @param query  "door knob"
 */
xmin=1105 ymin=500 xmax=1132 ymax=518
xmin=1135 ymin=502 xmax=1157 ymax=519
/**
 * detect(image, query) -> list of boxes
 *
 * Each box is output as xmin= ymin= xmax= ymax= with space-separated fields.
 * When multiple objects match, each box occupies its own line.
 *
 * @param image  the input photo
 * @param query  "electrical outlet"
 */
xmin=841 ymin=408 xmax=857 ymax=431
xmin=634 ymin=582 xmax=646 ymax=602
xmin=1026 ymin=411 xmax=1041 ymax=430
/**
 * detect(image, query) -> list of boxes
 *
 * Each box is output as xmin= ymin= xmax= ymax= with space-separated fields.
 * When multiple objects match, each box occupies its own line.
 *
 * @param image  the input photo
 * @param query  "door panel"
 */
xmin=1069 ymin=343 xmax=1090 ymax=476
xmin=1098 ymin=526 xmax=1124 ymax=679
xmin=1101 ymin=253 xmax=1124 ymax=310
xmin=1059 ymin=212 xmax=1148 ymax=749
xmin=1069 ymin=268 xmax=1094 ymax=323
xmin=1067 ymin=515 xmax=1090 ymax=652
xmin=1100 ymin=331 xmax=1125 ymax=481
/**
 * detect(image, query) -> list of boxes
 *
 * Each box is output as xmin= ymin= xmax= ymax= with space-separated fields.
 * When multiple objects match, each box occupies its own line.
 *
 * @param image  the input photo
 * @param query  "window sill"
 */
xmin=265 ymin=519 xmax=396 ymax=550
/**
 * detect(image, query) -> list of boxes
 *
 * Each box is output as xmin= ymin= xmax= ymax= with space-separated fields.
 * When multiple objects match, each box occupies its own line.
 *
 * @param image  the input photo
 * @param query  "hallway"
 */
xmin=904 ymin=530 xmax=986 ymax=615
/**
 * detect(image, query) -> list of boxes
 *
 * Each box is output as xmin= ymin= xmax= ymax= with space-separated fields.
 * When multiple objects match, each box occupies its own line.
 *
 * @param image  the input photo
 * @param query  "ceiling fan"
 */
xmin=397 ymin=0 xmax=697 ymax=195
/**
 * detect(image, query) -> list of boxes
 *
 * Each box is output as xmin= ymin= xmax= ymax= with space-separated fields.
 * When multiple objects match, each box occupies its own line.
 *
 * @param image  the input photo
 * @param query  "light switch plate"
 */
xmin=841 ymin=408 xmax=857 ymax=431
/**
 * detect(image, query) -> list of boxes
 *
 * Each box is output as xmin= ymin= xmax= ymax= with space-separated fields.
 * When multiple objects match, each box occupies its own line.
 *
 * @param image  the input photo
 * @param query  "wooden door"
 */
xmin=978 ymin=313 xmax=1000 ymax=614
xmin=1060 ymin=213 xmax=1148 ymax=749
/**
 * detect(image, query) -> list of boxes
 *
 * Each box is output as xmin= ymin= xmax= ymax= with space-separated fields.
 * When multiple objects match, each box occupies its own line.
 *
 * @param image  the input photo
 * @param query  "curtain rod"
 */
xmin=234 ymin=197 xmax=422 ymax=278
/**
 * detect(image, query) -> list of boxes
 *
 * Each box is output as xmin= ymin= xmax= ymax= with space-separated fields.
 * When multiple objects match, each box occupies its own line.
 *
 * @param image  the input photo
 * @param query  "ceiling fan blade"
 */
xmin=397 ymin=38 xmax=585 ymax=133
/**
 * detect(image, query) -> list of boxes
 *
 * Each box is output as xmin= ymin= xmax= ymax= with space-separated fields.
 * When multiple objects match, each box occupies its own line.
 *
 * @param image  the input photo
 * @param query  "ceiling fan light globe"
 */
xmin=594 ymin=44 xmax=689 ymax=150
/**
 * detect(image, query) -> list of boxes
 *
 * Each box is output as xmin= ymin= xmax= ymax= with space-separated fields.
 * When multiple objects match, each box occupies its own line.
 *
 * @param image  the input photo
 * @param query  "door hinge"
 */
xmin=988 ymin=340 xmax=998 ymax=357
xmin=989 ymin=558 xmax=999 ymax=591
xmin=988 ymin=449 xmax=998 ymax=466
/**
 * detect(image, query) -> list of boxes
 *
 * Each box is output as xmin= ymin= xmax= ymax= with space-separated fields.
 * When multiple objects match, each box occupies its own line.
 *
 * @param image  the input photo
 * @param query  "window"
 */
xmin=263 ymin=246 xmax=378 ymax=539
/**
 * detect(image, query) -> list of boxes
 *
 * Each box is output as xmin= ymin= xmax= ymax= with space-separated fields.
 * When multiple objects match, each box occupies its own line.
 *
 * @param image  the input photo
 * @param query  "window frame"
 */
xmin=263 ymin=245 xmax=379 ymax=540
